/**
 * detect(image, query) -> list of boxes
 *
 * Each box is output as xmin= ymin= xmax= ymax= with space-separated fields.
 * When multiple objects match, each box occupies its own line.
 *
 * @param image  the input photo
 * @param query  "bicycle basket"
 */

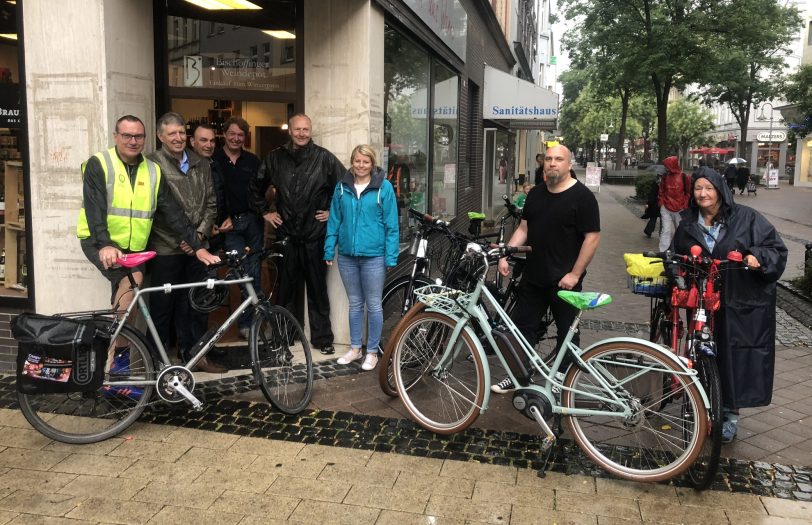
xmin=414 ymin=285 xmax=472 ymax=316
xmin=628 ymin=275 xmax=670 ymax=298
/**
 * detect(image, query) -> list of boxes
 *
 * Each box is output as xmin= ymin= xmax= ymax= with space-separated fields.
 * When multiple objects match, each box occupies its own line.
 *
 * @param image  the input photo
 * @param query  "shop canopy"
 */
xmin=483 ymin=65 xmax=559 ymax=130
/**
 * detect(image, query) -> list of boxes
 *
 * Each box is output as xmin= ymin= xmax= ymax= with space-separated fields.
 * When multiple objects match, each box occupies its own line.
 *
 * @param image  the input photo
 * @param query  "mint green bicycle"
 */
xmin=392 ymin=243 xmax=709 ymax=482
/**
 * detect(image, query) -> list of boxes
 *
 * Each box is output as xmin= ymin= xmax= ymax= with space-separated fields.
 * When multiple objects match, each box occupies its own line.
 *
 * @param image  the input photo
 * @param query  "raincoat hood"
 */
xmin=662 ymin=156 xmax=681 ymax=175
xmin=691 ymin=166 xmax=734 ymax=217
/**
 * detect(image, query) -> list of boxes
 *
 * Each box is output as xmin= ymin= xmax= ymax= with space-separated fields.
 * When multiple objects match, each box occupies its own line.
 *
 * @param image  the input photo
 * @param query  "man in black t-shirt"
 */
xmin=492 ymin=144 xmax=601 ymax=393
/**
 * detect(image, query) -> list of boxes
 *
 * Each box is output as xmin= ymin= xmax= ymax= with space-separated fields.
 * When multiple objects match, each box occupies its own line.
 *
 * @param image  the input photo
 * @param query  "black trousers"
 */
xmin=147 ymin=254 xmax=209 ymax=356
xmin=512 ymin=280 xmax=581 ymax=370
xmin=643 ymin=216 xmax=658 ymax=236
xmin=278 ymin=240 xmax=334 ymax=347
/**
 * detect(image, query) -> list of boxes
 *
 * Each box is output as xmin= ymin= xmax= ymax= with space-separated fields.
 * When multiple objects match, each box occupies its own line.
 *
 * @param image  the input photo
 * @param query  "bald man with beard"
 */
xmin=491 ymin=145 xmax=601 ymax=394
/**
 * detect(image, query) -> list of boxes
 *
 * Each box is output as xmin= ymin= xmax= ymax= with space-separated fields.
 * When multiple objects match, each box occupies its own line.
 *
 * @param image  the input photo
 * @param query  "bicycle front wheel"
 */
xmin=251 ymin=305 xmax=313 ymax=414
xmin=17 ymin=318 xmax=155 ymax=444
xmin=562 ymin=341 xmax=708 ymax=482
xmin=685 ymin=353 xmax=722 ymax=490
xmin=381 ymin=275 xmax=433 ymax=347
xmin=378 ymin=301 xmax=426 ymax=397
xmin=393 ymin=312 xmax=485 ymax=434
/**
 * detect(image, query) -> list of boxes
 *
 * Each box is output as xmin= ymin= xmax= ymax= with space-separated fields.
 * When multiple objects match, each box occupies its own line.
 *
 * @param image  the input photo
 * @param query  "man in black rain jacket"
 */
xmin=249 ymin=113 xmax=345 ymax=355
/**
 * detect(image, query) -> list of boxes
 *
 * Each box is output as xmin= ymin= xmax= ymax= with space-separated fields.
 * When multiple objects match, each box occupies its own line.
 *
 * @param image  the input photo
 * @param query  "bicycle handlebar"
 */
xmin=207 ymin=237 xmax=289 ymax=272
xmin=408 ymin=208 xmax=448 ymax=227
xmin=643 ymin=247 xmax=746 ymax=272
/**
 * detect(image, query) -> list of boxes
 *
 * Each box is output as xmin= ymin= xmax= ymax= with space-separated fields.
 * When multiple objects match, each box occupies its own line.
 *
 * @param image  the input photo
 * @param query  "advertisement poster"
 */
xmin=767 ymin=169 xmax=779 ymax=189
xmin=585 ymin=166 xmax=601 ymax=192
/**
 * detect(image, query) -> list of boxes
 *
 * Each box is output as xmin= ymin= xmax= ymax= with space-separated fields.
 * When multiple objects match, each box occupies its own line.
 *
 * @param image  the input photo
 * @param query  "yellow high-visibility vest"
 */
xmin=76 ymin=147 xmax=160 ymax=251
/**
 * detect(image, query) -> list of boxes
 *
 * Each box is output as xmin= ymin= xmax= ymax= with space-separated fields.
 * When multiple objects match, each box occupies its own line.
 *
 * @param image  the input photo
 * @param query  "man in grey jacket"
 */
xmin=147 ymin=112 xmax=225 ymax=373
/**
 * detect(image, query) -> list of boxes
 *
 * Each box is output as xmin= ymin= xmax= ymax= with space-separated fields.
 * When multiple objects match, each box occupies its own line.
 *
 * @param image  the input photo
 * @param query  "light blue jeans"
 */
xmin=337 ymin=255 xmax=386 ymax=353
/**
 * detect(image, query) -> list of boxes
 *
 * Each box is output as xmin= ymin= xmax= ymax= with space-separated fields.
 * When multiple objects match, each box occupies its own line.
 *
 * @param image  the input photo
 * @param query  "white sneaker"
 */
xmin=361 ymin=353 xmax=379 ymax=371
xmin=491 ymin=377 xmax=516 ymax=394
xmin=337 ymin=348 xmax=363 ymax=365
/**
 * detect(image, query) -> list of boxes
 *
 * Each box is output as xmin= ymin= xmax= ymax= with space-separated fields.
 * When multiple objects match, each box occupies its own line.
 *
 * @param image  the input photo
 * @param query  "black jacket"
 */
xmin=672 ymin=168 xmax=787 ymax=408
xmin=250 ymin=140 xmax=345 ymax=242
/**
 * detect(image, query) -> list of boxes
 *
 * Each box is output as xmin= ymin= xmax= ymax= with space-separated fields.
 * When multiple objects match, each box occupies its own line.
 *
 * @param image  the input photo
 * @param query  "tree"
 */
xmin=698 ymin=0 xmax=802 ymax=156
xmin=561 ymin=0 xmax=719 ymax=161
xmin=658 ymin=98 xmax=715 ymax=163
xmin=784 ymin=64 xmax=812 ymax=138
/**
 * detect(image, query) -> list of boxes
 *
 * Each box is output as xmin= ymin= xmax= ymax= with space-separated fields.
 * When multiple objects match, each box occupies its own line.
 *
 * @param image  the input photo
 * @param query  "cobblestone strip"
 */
xmin=1 ymin=375 xmax=809 ymax=502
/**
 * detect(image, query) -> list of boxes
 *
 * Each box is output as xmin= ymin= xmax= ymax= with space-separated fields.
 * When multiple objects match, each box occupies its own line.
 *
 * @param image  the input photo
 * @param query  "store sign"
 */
xmin=180 ymin=55 xmax=291 ymax=91
xmin=0 ymin=83 xmax=20 ymax=128
xmin=403 ymin=0 xmax=467 ymax=60
xmin=483 ymin=65 xmax=559 ymax=121
xmin=410 ymin=77 xmax=459 ymax=119
xmin=756 ymin=131 xmax=787 ymax=142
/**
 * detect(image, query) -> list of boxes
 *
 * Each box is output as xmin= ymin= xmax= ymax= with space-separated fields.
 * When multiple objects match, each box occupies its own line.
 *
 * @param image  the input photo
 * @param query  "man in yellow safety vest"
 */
xmin=77 ymin=115 xmax=220 ymax=313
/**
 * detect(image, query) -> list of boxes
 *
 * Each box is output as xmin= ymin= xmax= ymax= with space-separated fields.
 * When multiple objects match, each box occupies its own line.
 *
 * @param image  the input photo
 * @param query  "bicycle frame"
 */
xmin=98 ymin=270 xmax=262 ymax=388
xmin=422 ymin=247 xmax=708 ymax=420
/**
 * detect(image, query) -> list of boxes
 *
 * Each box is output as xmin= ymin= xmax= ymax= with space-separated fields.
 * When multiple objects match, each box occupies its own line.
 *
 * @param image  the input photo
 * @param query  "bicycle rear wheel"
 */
xmin=561 ymin=341 xmax=707 ymax=482
xmin=378 ymin=302 xmax=426 ymax=397
xmin=685 ymin=353 xmax=722 ymax=490
xmin=17 ymin=318 xmax=155 ymax=444
xmin=381 ymin=275 xmax=433 ymax=348
xmin=251 ymin=305 xmax=313 ymax=414
xmin=393 ymin=312 xmax=485 ymax=434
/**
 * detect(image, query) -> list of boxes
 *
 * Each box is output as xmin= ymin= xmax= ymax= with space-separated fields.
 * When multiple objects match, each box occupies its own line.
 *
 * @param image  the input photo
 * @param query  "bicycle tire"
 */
xmin=378 ymin=301 xmax=426 ymax=397
xmin=381 ymin=275 xmax=433 ymax=349
xmin=17 ymin=318 xmax=155 ymax=444
xmin=561 ymin=341 xmax=708 ymax=482
xmin=685 ymin=353 xmax=723 ymax=490
xmin=251 ymin=305 xmax=313 ymax=414
xmin=393 ymin=312 xmax=485 ymax=434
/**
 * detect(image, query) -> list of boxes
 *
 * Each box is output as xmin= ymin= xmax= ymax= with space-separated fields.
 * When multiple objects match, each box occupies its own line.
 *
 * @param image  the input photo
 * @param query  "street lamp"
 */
xmin=757 ymin=102 xmax=775 ymax=174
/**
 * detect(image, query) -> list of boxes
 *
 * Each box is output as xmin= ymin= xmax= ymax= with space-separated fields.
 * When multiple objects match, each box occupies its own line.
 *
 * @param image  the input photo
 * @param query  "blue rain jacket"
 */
xmin=324 ymin=167 xmax=400 ymax=266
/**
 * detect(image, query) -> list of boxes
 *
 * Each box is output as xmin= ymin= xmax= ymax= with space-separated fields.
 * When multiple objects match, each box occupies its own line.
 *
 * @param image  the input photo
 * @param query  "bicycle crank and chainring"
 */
xmin=156 ymin=366 xmax=196 ymax=403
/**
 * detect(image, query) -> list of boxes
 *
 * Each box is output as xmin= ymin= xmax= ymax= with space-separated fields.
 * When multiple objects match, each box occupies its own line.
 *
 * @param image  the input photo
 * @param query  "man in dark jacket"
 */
xmin=147 ymin=112 xmax=225 ymax=373
xmin=671 ymin=167 xmax=787 ymax=443
xmin=250 ymin=113 xmax=345 ymax=355
xmin=213 ymin=117 xmax=262 ymax=339
xmin=190 ymin=123 xmax=232 ymax=251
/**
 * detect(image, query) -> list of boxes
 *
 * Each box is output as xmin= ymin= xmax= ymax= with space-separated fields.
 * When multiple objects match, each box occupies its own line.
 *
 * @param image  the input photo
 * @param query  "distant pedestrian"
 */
xmin=657 ymin=156 xmax=691 ymax=251
xmin=724 ymin=163 xmax=737 ymax=191
xmin=641 ymin=167 xmax=665 ymax=238
xmin=624 ymin=157 xmax=629 ymax=168
xmin=534 ymin=153 xmax=544 ymax=184
xmin=736 ymin=165 xmax=750 ymax=195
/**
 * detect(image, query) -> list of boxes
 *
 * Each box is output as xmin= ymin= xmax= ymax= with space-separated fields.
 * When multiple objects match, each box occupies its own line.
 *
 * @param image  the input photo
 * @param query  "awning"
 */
xmin=483 ymin=65 xmax=559 ymax=130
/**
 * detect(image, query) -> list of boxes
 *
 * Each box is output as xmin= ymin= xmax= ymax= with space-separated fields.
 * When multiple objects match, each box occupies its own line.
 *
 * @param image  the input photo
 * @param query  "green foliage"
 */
xmin=660 ymin=98 xmax=715 ymax=156
xmin=635 ymin=173 xmax=657 ymax=200
xmin=784 ymin=65 xmax=812 ymax=137
xmin=697 ymin=0 xmax=801 ymax=156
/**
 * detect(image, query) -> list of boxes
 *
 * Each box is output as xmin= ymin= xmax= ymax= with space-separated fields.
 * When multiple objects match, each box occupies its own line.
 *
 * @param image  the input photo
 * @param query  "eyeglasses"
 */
xmin=118 ymin=133 xmax=146 ymax=142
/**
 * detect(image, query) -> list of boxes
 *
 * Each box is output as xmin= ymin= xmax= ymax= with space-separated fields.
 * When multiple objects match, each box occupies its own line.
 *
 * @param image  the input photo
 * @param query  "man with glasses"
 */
xmin=212 ymin=116 xmax=262 ymax=339
xmin=146 ymin=112 xmax=225 ymax=373
xmin=77 ymin=114 xmax=220 ymax=325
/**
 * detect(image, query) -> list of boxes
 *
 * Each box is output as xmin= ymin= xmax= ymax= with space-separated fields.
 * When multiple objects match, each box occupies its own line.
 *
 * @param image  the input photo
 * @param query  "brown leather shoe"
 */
xmin=192 ymin=356 xmax=228 ymax=374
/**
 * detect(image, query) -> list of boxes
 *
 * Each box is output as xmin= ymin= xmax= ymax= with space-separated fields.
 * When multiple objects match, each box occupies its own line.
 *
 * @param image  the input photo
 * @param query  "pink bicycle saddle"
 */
xmin=117 ymin=251 xmax=156 ymax=268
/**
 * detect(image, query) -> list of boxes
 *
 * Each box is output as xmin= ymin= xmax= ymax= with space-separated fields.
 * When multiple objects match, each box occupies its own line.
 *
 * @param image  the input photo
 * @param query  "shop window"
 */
xmin=0 ymin=6 xmax=26 ymax=299
xmin=384 ymin=24 xmax=459 ymax=245
xmin=167 ymin=16 xmax=296 ymax=93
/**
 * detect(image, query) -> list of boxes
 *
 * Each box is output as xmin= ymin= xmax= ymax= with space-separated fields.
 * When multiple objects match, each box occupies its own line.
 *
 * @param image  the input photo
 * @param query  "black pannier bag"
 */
xmin=12 ymin=314 xmax=110 ymax=394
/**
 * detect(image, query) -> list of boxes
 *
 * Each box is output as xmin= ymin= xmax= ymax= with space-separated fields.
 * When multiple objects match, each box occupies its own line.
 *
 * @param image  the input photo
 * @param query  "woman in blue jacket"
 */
xmin=324 ymin=145 xmax=399 ymax=370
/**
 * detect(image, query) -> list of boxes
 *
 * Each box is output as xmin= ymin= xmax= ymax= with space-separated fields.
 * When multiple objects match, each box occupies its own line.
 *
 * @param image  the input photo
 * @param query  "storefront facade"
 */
xmin=0 ymin=0 xmax=532 ymax=370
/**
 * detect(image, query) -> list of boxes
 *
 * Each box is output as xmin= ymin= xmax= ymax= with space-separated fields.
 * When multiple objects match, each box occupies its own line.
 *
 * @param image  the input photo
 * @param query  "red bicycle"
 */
xmin=637 ymin=246 xmax=743 ymax=490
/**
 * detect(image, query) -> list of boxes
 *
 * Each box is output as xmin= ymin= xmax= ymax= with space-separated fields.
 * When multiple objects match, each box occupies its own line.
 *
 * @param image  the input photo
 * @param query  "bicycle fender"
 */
xmin=425 ymin=309 xmax=492 ymax=412
xmin=579 ymin=336 xmax=710 ymax=409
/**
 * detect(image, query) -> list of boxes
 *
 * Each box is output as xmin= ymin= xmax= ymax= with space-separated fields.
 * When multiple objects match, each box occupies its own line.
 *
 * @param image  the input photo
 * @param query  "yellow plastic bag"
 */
xmin=623 ymin=253 xmax=664 ymax=278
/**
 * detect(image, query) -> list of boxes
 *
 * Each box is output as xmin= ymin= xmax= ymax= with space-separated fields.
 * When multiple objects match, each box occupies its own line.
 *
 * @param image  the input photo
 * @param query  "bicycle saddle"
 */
xmin=557 ymin=291 xmax=613 ymax=310
xmin=117 ymin=251 xmax=156 ymax=268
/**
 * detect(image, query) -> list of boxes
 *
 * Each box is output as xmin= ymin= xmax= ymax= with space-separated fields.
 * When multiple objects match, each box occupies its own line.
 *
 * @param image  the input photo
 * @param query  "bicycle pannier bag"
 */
xmin=12 ymin=314 xmax=110 ymax=394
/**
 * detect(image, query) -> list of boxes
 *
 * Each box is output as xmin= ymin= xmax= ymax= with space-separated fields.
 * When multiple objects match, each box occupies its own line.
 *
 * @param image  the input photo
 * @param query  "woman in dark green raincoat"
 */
xmin=671 ymin=167 xmax=788 ymax=443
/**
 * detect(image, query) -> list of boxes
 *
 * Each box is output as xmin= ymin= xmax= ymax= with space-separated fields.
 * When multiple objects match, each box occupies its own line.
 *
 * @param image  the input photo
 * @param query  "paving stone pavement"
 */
xmin=1 ymin=183 xmax=811 ymax=521
xmin=0 ymin=408 xmax=811 ymax=524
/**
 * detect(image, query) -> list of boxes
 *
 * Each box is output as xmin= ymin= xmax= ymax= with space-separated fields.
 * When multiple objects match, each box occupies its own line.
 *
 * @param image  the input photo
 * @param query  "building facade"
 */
xmin=0 ymin=0 xmax=557 ymax=371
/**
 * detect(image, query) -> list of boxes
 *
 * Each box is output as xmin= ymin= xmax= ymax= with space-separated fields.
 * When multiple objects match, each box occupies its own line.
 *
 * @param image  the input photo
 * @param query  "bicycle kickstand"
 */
xmin=528 ymin=405 xmax=557 ymax=478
